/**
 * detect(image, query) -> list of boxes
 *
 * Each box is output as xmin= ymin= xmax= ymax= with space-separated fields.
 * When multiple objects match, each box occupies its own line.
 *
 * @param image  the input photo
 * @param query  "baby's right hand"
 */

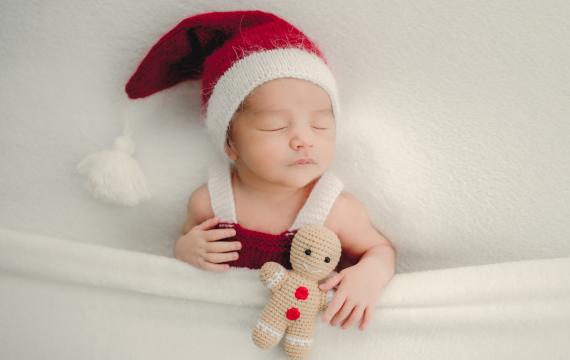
xmin=174 ymin=216 xmax=241 ymax=272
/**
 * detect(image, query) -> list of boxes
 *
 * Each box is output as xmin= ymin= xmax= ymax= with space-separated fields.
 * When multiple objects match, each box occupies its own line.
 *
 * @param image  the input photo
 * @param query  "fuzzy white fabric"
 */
xmin=1 ymin=227 xmax=569 ymax=359
xmin=76 ymin=134 xmax=152 ymax=206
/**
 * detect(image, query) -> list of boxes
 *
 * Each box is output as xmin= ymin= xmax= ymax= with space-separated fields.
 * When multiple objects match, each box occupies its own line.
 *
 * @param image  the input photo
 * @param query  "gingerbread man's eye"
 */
xmin=305 ymin=249 xmax=312 ymax=256
xmin=324 ymin=256 xmax=331 ymax=263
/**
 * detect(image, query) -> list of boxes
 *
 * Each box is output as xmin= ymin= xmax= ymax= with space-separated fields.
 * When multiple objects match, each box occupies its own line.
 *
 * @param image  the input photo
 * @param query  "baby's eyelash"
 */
xmin=258 ymin=126 xmax=329 ymax=131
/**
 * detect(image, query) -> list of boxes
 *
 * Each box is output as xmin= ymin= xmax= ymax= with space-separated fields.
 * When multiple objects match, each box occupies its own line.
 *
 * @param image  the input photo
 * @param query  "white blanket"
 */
xmin=2 ymin=227 xmax=569 ymax=359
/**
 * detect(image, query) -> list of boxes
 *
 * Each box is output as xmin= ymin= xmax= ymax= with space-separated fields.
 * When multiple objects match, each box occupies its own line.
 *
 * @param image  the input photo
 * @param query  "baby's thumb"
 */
xmin=319 ymin=272 xmax=342 ymax=291
xmin=195 ymin=216 xmax=220 ymax=230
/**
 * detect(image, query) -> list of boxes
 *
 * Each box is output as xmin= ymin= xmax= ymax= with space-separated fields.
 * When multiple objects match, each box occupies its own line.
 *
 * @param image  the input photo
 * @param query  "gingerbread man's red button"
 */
xmin=286 ymin=307 xmax=301 ymax=320
xmin=295 ymin=286 xmax=309 ymax=300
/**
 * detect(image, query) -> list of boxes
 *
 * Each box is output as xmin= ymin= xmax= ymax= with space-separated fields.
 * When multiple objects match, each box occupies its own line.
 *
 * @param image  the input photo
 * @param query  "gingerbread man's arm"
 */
xmin=259 ymin=262 xmax=288 ymax=292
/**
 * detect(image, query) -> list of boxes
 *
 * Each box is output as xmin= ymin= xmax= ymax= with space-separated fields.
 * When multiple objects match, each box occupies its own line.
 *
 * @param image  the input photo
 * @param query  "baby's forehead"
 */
xmin=241 ymin=78 xmax=332 ymax=110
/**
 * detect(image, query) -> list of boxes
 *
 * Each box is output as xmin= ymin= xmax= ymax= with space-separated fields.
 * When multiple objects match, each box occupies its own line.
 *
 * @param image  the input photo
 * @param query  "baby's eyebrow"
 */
xmin=251 ymin=109 xmax=287 ymax=115
xmin=251 ymin=108 xmax=332 ymax=115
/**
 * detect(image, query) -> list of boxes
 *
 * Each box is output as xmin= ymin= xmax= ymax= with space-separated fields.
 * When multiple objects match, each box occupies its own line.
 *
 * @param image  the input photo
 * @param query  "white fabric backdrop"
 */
xmin=1 ymin=0 xmax=569 ymax=273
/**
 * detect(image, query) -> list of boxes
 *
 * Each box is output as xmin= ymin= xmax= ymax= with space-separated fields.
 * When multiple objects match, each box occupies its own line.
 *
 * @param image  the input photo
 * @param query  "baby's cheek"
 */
xmin=240 ymin=142 xmax=281 ymax=173
xmin=253 ymin=139 xmax=285 ymax=162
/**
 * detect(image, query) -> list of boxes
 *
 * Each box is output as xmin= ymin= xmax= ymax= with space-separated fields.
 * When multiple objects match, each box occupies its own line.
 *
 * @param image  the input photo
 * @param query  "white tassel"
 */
xmin=77 ymin=105 xmax=151 ymax=206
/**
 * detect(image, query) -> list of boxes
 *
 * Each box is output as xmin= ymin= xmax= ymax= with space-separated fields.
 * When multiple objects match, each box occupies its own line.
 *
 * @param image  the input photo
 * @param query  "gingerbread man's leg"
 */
xmin=283 ymin=319 xmax=315 ymax=360
xmin=252 ymin=300 xmax=287 ymax=349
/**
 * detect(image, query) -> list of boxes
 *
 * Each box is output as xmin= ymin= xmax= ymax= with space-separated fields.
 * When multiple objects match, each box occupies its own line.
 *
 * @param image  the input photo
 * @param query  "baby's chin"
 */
xmin=282 ymin=165 xmax=328 ymax=188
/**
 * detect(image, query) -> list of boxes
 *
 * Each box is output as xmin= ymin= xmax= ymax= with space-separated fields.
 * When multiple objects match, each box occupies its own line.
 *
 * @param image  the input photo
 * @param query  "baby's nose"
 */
xmin=290 ymin=134 xmax=314 ymax=150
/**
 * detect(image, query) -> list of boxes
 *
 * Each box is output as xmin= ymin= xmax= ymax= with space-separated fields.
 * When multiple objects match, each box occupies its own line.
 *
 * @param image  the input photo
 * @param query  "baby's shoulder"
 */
xmin=330 ymin=191 xmax=368 ymax=217
xmin=325 ymin=191 xmax=369 ymax=233
xmin=186 ymin=183 xmax=215 ymax=223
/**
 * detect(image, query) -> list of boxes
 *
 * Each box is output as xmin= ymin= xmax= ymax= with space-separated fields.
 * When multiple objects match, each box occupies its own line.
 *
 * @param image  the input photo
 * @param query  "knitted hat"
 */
xmin=77 ymin=10 xmax=340 ymax=206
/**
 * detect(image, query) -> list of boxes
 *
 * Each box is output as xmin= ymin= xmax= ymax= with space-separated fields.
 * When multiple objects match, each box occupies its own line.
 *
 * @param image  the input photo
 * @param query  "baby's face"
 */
xmin=225 ymin=78 xmax=336 ymax=189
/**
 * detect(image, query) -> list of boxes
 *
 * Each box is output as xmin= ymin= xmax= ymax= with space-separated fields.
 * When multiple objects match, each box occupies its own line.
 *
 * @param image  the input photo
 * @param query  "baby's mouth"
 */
xmin=301 ymin=262 xmax=321 ymax=274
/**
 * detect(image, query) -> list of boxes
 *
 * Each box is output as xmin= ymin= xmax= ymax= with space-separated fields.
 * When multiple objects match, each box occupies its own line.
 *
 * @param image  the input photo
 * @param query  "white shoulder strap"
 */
xmin=207 ymin=159 xmax=343 ymax=228
xmin=207 ymin=159 xmax=237 ymax=223
xmin=290 ymin=171 xmax=344 ymax=230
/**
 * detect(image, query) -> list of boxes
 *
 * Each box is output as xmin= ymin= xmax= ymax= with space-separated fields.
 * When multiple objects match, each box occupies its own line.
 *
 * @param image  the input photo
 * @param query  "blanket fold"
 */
xmin=1 ymin=227 xmax=568 ymax=308
xmin=1 ymin=227 xmax=569 ymax=359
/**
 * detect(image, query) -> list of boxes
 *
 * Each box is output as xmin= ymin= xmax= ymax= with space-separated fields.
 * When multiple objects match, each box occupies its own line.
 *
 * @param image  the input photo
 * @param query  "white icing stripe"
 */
xmin=256 ymin=320 xmax=283 ymax=338
xmin=267 ymin=268 xmax=285 ymax=289
xmin=285 ymin=334 xmax=313 ymax=347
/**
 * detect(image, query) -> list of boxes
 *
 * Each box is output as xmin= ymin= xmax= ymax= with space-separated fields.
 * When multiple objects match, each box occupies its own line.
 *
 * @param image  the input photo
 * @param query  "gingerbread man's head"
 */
xmin=290 ymin=225 xmax=342 ymax=281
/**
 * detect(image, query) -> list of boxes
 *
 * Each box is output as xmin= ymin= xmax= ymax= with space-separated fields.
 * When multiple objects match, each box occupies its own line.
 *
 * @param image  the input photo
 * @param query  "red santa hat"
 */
xmin=77 ymin=10 xmax=340 ymax=206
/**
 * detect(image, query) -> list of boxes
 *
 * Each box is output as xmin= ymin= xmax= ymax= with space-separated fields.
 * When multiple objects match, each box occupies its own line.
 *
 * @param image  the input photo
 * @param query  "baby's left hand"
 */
xmin=319 ymin=260 xmax=388 ymax=331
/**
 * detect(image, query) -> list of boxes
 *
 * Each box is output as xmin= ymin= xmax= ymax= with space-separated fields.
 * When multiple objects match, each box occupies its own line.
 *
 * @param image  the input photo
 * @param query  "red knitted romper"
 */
xmin=207 ymin=159 xmax=344 ymax=270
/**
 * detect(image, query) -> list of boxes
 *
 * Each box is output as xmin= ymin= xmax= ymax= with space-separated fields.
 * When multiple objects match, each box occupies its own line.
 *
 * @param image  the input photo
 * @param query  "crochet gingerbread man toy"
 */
xmin=252 ymin=225 xmax=342 ymax=359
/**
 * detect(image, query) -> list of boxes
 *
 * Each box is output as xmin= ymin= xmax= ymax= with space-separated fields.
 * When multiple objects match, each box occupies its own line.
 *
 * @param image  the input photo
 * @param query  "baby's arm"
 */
xmin=179 ymin=184 xmax=212 ymax=237
xmin=325 ymin=192 xmax=395 ymax=272
xmin=320 ymin=192 xmax=396 ymax=330
xmin=259 ymin=262 xmax=288 ymax=292
xmin=174 ymin=184 xmax=241 ymax=272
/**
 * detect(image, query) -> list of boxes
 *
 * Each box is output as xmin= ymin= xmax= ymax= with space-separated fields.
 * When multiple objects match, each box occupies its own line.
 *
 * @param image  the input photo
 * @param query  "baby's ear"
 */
xmin=224 ymin=141 xmax=238 ymax=161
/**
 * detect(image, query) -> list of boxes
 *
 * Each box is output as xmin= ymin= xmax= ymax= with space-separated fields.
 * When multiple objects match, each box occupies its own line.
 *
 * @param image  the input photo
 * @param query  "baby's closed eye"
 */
xmin=311 ymin=114 xmax=334 ymax=130
xmin=254 ymin=112 xmax=333 ymax=131
xmin=254 ymin=117 xmax=288 ymax=132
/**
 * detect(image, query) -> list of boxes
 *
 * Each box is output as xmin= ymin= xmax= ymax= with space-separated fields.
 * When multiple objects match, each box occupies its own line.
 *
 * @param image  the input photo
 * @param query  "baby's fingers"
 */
xmin=323 ymin=292 xmax=345 ymax=324
xmin=204 ymin=252 xmax=239 ymax=264
xmin=341 ymin=305 xmax=365 ymax=330
xmin=207 ymin=240 xmax=242 ymax=253
xmin=206 ymin=228 xmax=237 ymax=241
xmin=319 ymin=271 xmax=343 ymax=291
xmin=194 ymin=216 xmax=221 ymax=231
xmin=330 ymin=300 xmax=354 ymax=327
xmin=359 ymin=306 xmax=374 ymax=331
xmin=199 ymin=260 xmax=230 ymax=272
